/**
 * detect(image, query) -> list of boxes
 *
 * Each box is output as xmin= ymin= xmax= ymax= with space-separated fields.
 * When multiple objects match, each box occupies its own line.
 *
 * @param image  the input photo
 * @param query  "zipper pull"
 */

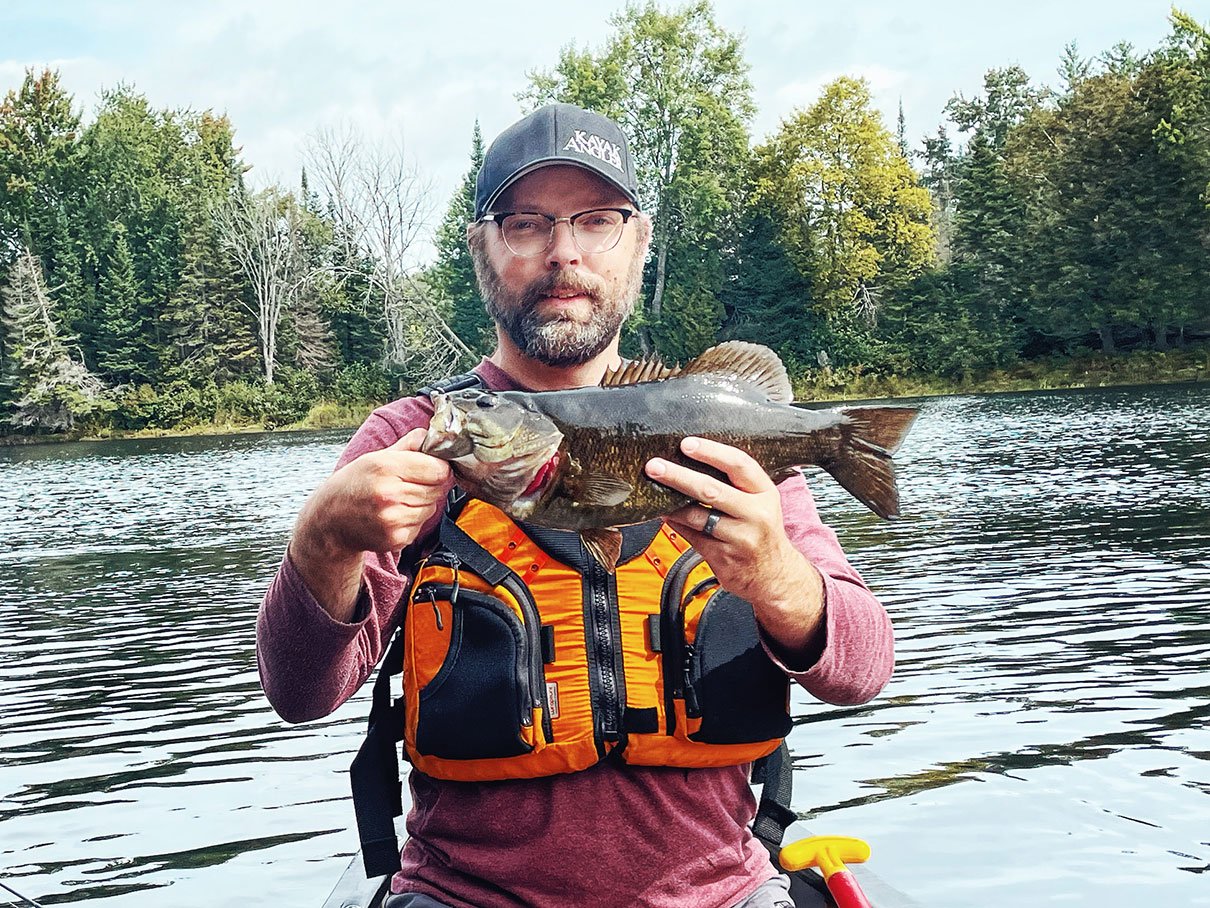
xmin=426 ymin=588 xmax=444 ymax=631
xmin=449 ymin=553 xmax=462 ymax=605
xmin=682 ymin=643 xmax=700 ymax=716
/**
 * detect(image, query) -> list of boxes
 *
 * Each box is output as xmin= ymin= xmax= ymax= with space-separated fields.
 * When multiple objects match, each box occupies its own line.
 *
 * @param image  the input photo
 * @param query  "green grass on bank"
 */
xmin=72 ymin=399 xmax=384 ymax=441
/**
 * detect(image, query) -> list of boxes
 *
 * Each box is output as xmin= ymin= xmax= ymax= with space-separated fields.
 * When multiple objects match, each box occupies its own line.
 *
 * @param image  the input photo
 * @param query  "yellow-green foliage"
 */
xmin=752 ymin=77 xmax=936 ymax=315
xmin=294 ymin=400 xmax=376 ymax=429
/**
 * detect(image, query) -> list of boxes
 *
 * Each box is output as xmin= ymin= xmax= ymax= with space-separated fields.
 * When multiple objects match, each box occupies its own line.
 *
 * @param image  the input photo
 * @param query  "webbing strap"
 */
xmin=349 ymin=369 xmax=486 ymax=880
xmin=752 ymin=742 xmax=837 ymax=907
xmin=350 ymin=632 xmax=408 ymax=877
xmin=416 ymin=371 xmax=485 ymax=398
xmin=752 ymin=741 xmax=798 ymax=851
xmin=440 ymin=515 xmax=514 ymax=588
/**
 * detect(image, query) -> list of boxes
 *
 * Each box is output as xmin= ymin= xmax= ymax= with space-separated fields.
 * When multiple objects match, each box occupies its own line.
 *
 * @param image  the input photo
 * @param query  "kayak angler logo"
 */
xmin=563 ymin=129 xmax=623 ymax=171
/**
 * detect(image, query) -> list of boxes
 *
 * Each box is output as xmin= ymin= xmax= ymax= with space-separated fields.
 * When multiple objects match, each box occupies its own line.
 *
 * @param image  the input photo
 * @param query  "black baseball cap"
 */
xmin=474 ymin=103 xmax=641 ymax=220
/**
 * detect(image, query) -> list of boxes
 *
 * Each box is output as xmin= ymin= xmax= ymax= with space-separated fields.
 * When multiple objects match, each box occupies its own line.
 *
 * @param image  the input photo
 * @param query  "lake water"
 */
xmin=1 ymin=383 xmax=1208 ymax=907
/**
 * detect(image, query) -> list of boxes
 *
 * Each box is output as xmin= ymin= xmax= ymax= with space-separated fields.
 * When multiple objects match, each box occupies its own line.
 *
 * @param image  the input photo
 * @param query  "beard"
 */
xmin=471 ymin=229 xmax=648 ymax=368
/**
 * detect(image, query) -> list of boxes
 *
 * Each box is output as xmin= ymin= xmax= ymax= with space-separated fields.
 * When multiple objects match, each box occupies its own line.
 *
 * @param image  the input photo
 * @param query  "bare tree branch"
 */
xmin=305 ymin=125 xmax=472 ymax=376
xmin=215 ymin=187 xmax=316 ymax=383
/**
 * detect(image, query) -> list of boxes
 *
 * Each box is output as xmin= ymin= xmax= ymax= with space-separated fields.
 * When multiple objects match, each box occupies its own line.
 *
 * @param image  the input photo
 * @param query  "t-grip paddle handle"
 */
xmin=779 ymin=835 xmax=874 ymax=908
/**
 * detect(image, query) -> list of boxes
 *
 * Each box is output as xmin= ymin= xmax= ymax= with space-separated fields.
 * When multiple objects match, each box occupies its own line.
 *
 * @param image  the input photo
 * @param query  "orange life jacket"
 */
xmin=400 ymin=495 xmax=792 ymax=782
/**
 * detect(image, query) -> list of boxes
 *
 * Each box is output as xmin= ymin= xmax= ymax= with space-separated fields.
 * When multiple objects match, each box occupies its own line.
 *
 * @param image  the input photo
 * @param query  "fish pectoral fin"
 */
xmin=682 ymin=341 xmax=794 ymax=402
xmin=581 ymin=528 xmax=623 ymax=574
xmin=575 ymin=473 xmax=633 ymax=507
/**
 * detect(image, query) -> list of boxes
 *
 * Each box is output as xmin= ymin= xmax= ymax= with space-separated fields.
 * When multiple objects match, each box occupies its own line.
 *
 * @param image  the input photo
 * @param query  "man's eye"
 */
xmin=579 ymin=212 xmax=620 ymax=232
xmin=508 ymin=217 xmax=543 ymax=232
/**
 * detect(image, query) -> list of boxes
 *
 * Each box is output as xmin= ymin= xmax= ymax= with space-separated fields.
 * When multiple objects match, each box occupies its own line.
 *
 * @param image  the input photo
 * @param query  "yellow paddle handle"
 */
xmin=780 ymin=835 xmax=871 ymax=880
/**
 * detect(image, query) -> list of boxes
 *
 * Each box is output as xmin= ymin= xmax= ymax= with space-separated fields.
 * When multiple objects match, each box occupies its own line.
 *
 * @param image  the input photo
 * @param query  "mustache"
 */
xmin=521 ymin=270 xmax=607 ymax=309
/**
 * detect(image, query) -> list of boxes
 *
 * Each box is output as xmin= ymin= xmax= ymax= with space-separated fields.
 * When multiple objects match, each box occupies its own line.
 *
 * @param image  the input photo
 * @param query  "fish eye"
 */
xmin=476 ymin=394 xmax=498 ymax=409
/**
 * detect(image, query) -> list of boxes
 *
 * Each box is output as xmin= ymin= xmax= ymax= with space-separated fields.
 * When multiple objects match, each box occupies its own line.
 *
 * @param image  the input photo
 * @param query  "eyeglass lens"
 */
xmin=500 ymin=210 xmax=627 ymax=256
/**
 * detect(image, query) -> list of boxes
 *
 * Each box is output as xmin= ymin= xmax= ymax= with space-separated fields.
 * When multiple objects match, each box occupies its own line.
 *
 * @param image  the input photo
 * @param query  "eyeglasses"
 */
xmin=480 ymin=208 xmax=635 ymax=257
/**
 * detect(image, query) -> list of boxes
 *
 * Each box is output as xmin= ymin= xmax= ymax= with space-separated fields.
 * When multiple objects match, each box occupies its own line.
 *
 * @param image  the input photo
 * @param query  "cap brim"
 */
xmin=480 ymin=158 xmax=641 ymax=216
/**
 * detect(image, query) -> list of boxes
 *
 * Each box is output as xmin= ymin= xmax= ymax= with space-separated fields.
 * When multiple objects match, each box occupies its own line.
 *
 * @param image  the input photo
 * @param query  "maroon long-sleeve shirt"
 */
xmin=257 ymin=358 xmax=895 ymax=908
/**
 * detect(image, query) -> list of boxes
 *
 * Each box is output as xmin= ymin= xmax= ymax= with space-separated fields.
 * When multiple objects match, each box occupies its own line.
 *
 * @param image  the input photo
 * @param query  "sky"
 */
xmin=0 ymin=1 xmax=1201 ymax=243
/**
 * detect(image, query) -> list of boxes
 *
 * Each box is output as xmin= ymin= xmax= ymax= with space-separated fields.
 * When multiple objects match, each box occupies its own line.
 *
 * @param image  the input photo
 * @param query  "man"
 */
xmin=257 ymin=103 xmax=894 ymax=908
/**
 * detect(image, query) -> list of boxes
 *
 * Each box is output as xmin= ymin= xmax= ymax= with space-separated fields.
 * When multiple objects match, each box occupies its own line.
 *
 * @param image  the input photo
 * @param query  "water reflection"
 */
xmin=1 ymin=387 xmax=1208 ymax=906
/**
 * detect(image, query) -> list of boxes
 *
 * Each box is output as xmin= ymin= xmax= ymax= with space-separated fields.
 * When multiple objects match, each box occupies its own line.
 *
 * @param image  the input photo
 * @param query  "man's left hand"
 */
xmin=645 ymin=436 xmax=826 ymax=664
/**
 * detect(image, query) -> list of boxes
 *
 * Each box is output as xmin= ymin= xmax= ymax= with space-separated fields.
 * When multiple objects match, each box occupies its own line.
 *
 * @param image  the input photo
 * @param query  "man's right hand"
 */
xmin=288 ymin=427 xmax=453 ymax=621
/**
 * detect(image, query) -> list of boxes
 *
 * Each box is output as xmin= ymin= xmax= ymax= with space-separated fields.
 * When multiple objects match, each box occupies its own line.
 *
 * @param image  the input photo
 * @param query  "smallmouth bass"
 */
xmin=421 ymin=342 xmax=917 ymax=569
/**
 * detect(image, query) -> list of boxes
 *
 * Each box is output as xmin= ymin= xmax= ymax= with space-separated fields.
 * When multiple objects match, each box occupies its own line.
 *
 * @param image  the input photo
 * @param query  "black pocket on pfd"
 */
xmin=688 ymin=591 xmax=792 ymax=745
xmin=415 ymin=588 xmax=538 ymax=760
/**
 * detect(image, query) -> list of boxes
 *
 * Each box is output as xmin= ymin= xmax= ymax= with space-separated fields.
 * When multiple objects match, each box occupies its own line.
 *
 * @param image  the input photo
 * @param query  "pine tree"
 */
xmin=1 ymin=247 xmax=107 ymax=431
xmin=0 ymin=69 xmax=82 ymax=260
xmin=164 ymin=217 xmax=259 ymax=382
xmin=721 ymin=209 xmax=818 ymax=370
xmin=430 ymin=121 xmax=491 ymax=356
xmin=897 ymin=98 xmax=909 ymax=157
xmin=95 ymin=224 xmax=153 ymax=384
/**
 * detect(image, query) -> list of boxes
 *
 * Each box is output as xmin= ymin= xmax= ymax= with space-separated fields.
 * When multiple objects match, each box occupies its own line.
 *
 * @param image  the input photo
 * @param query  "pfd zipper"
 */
xmin=586 ymin=557 xmax=621 ymax=747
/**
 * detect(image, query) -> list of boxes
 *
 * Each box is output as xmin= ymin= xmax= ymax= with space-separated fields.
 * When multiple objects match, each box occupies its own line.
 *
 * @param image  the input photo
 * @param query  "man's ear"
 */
xmin=635 ymin=212 xmax=654 ymax=255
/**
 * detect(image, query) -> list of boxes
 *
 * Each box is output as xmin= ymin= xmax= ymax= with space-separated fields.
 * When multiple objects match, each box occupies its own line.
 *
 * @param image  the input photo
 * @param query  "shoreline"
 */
xmin=4 ymin=348 xmax=1208 ymax=447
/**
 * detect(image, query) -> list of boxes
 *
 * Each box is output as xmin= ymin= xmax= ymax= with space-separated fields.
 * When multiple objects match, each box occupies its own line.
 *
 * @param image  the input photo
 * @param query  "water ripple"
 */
xmin=2 ymin=390 xmax=1209 ymax=905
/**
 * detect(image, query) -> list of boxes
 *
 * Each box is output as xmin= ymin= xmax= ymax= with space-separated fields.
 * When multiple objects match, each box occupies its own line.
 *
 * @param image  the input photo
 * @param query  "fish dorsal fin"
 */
xmin=680 ymin=341 xmax=794 ymax=402
xmin=601 ymin=356 xmax=682 ymax=386
xmin=581 ymin=528 xmax=623 ymax=574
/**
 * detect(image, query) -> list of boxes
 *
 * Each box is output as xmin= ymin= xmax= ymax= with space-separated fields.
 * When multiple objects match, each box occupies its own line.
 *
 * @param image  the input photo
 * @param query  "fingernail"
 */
xmin=682 ymin=437 xmax=700 ymax=453
xmin=647 ymin=458 xmax=666 ymax=476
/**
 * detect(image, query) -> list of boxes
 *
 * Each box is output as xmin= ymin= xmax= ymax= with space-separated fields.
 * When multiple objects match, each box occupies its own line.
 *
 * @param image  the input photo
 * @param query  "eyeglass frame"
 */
xmin=478 ymin=207 xmax=636 ymax=257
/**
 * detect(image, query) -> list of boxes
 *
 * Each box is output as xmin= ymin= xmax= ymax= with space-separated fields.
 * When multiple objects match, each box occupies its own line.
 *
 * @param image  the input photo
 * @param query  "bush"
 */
xmin=301 ymin=400 xmax=373 ymax=428
xmin=329 ymin=362 xmax=390 ymax=405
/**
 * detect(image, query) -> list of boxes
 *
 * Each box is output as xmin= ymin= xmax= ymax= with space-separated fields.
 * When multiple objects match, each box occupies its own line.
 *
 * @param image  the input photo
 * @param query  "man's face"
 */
xmin=470 ymin=164 xmax=649 ymax=367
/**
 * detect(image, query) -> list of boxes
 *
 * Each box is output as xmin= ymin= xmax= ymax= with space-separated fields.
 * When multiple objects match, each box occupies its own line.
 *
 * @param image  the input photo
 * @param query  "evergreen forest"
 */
xmin=1 ymin=3 xmax=1208 ymax=437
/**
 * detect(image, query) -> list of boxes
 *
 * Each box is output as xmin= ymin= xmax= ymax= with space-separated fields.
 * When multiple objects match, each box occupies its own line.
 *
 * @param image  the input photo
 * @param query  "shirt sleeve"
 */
xmin=768 ymin=472 xmax=895 ymax=706
xmin=255 ymin=401 xmax=441 ymax=723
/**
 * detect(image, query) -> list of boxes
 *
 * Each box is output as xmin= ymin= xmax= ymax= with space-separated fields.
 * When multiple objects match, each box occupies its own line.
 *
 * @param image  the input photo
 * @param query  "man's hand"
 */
xmin=645 ymin=436 xmax=826 ymax=665
xmin=289 ymin=427 xmax=453 ymax=621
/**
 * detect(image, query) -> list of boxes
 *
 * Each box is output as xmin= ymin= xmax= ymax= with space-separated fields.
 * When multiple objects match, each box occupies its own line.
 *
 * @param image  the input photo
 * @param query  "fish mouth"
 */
xmin=421 ymin=393 xmax=474 ymax=458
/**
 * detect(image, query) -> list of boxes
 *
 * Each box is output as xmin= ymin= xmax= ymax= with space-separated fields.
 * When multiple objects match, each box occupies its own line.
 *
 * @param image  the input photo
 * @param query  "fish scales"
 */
xmin=523 ymin=377 xmax=846 ymax=529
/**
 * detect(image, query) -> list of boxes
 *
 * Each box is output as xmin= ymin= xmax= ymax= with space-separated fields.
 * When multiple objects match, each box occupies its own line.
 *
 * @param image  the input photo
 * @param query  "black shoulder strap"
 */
xmin=417 ymin=370 xmax=485 ymax=398
xmin=349 ymin=629 xmax=408 ymax=877
xmin=349 ymin=496 xmax=507 ymax=879
xmin=752 ymin=741 xmax=836 ymax=906
xmin=752 ymin=741 xmax=797 ymax=851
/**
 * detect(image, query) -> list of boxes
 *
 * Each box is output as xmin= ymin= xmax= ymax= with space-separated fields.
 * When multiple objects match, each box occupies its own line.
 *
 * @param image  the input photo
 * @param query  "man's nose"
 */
xmin=545 ymin=219 xmax=581 ymax=269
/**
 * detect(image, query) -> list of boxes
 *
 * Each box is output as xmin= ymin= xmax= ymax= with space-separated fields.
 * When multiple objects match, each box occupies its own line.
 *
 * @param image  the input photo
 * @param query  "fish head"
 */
xmin=422 ymin=389 xmax=564 ymax=518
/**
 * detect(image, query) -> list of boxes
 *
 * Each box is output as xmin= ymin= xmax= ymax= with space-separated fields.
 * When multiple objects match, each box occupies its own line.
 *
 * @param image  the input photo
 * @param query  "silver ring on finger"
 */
xmin=702 ymin=510 xmax=722 ymax=538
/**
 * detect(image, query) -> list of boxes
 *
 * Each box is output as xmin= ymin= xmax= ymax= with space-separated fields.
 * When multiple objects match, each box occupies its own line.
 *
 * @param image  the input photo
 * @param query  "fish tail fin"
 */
xmin=821 ymin=407 xmax=918 ymax=519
